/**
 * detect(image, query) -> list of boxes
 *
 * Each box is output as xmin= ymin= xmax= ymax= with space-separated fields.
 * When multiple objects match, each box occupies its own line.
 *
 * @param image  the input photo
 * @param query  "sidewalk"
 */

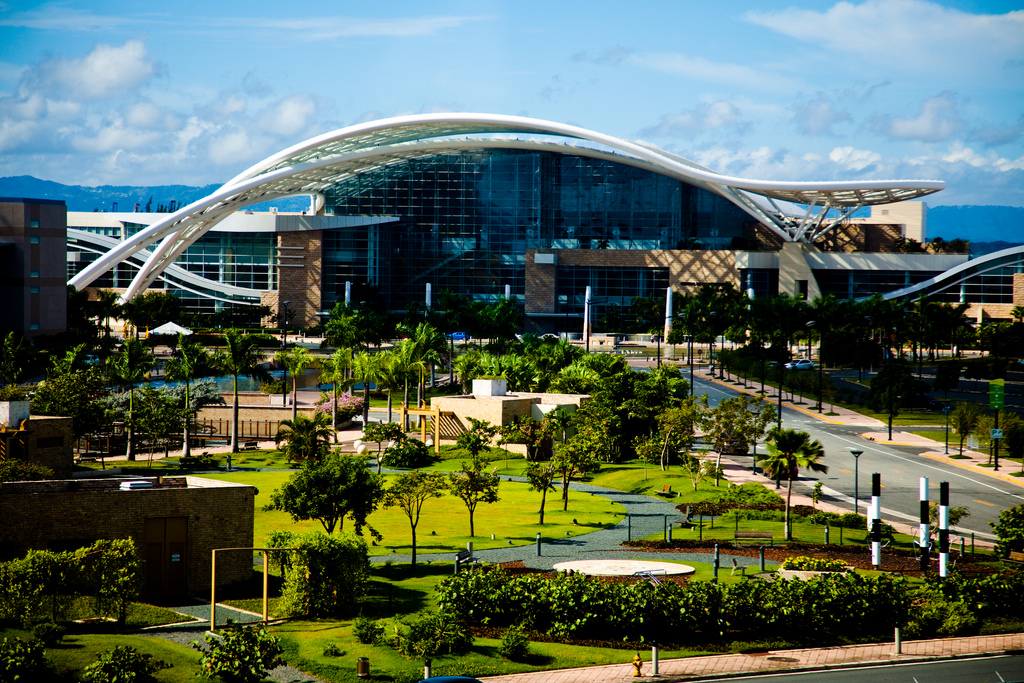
xmin=479 ymin=632 xmax=1024 ymax=683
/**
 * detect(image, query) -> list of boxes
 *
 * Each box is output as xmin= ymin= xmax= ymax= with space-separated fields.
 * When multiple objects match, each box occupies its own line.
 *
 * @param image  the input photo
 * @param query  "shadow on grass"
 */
xmin=473 ymin=643 xmax=555 ymax=667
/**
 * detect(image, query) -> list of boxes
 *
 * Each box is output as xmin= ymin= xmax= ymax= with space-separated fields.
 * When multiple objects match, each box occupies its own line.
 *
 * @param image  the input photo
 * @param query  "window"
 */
xmin=29 ymin=220 xmax=39 ymax=228
xmin=29 ymin=270 xmax=39 ymax=278
xmin=30 ymin=236 xmax=39 ymax=245
xmin=29 ymin=286 xmax=39 ymax=294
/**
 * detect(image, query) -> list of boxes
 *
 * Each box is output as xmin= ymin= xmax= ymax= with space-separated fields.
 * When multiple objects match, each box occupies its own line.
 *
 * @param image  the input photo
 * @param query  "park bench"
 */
xmin=734 ymin=530 xmax=773 ymax=546
xmin=1006 ymin=551 xmax=1024 ymax=567
xmin=633 ymin=569 xmax=666 ymax=585
xmin=241 ymin=441 xmax=260 ymax=451
xmin=454 ymin=549 xmax=482 ymax=571
xmin=730 ymin=558 xmax=750 ymax=576
xmin=659 ymin=484 xmax=676 ymax=498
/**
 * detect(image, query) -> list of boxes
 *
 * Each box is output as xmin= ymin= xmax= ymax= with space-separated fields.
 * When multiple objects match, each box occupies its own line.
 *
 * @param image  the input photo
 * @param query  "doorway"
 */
xmin=143 ymin=517 xmax=188 ymax=595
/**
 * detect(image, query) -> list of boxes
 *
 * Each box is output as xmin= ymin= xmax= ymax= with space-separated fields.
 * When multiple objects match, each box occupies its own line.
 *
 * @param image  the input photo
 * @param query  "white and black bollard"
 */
xmin=940 ymin=482 xmax=950 ymax=577
xmin=871 ymin=473 xmax=881 ymax=569
xmin=424 ymin=658 xmax=432 ymax=680
xmin=652 ymin=641 xmax=660 ymax=676
xmin=536 ymin=532 xmax=541 ymax=556
xmin=919 ymin=477 xmax=930 ymax=573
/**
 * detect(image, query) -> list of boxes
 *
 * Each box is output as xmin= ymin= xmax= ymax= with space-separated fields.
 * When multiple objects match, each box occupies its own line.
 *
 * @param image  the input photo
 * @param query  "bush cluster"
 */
xmin=0 ymin=637 xmax=50 ymax=680
xmin=436 ymin=567 xmax=910 ymax=645
xmin=381 ymin=438 xmax=435 ymax=468
xmin=392 ymin=611 xmax=474 ymax=657
xmin=83 ymin=645 xmax=171 ymax=682
xmin=192 ymin=623 xmax=283 ymax=683
xmin=780 ymin=556 xmax=847 ymax=572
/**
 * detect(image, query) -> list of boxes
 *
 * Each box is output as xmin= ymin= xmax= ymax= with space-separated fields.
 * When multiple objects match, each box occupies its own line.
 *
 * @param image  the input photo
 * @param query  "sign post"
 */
xmin=990 ymin=380 xmax=1004 ymax=470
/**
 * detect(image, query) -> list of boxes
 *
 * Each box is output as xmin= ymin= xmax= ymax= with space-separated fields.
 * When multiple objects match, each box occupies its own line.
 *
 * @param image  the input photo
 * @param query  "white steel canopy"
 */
xmin=68 ymin=113 xmax=945 ymax=302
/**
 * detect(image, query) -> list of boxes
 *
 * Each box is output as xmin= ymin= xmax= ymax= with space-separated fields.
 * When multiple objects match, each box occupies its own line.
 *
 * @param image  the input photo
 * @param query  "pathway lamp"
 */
xmin=942 ymin=404 xmax=951 ymax=454
xmin=806 ymin=320 xmax=824 ymax=413
xmin=653 ymin=334 xmax=661 ymax=368
xmin=281 ymin=300 xmax=292 ymax=348
xmin=849 ymin=448 xmax=863 ymax=513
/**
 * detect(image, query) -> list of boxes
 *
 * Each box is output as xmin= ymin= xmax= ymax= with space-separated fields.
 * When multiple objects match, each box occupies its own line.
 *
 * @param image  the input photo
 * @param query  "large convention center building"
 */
xmin=61 ymin=114 xmax=1023 ymax=333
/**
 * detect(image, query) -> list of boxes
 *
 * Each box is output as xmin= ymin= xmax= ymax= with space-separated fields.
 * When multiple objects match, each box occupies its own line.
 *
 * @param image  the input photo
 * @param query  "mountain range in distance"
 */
xmin=1 ymin=175 xmax=1021 ymax=253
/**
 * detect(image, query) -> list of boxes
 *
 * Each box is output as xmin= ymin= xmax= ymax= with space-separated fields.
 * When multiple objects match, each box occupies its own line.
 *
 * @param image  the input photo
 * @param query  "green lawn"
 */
xmin=200 ymin=470 xmax=626 ymax=555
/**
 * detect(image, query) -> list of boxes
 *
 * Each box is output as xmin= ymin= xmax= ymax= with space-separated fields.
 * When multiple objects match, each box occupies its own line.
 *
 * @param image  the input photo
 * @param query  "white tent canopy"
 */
xmin=150 ymin=321 xmax=193 ymax=336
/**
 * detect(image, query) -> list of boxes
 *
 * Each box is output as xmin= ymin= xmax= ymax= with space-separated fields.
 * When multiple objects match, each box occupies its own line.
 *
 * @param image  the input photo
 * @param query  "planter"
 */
xmin=778 ymin=568 xmax=851 ymax=581
xmin=472 ymin=378 xmax=507 ymax=397
xmin=0 ymin=400 xmax=30 ymax=428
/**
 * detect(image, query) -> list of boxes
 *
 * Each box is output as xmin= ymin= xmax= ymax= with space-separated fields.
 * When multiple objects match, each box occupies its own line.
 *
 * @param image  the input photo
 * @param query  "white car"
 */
xmin=784 ymin=359 xmax=815 ymax=371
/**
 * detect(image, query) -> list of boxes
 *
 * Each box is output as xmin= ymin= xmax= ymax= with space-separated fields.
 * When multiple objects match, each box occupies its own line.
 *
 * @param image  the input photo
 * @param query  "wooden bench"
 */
xmin=659 ymin=484 xmax=676 ymax=498
xmin=1006 ymin=550 xmax=1024 ymax=567
xmin=734 ymin=531 xmax=773 ymax=546
xmin=241 ymin=441 xmax=260 ymax=451
xmin=455 ymin=549 xmax=482 ymax=571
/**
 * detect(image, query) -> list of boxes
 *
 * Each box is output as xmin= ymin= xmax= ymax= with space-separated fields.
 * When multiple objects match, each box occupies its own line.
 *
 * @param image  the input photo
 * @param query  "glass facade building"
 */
xmin=324 ymin=150 xmax=751 ymax=313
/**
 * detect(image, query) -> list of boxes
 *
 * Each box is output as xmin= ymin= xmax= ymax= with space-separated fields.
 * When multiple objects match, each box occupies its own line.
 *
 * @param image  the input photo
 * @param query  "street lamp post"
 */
xmin=806 ymin=320 xmax=824 ymax=413
xmin=653 ymin=334 xmax=661 ymax=368
xmin=943 ymin=404 xmax=951 ymax=454
xmin=688 ymin=334 xmax=694 ymax=397
xmin=850 ymin=448 xmax=863 ymax=513
xmin=281 ymin=300 xmax=292 ymax=348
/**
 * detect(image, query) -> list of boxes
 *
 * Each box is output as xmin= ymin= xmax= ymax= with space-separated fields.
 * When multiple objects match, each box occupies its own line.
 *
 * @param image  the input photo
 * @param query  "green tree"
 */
xmin=950 ymin=401 xmax=985 ymax=455
xmin=383 ymin=470 xmax=447 ymax=566
xmin=655 ymin=398 xmax=704 ymax=471
xmin=352 ymin=351 xmax=384 ymax=425
xmin=991 ymin=504 xmax=1024 ymax=558
xmin=524 ymin=460 xmax=558 ymax=524
xmin=762 ymin=428 xmax=828 ymax=540
xmin=501 ymin=415 xmax=554 ymax=462
xmin=317 ymin=348 xmax=354 ymax=437
xmin=193 ymin=624 xmax=284 ymax=683
xmin=0 ymin=332 xmax=27 ymax=386
xmin=106 ymin=338 xmax=155 ymax=460
xmin=31 ymin=366 xmax=110 ymax=439
xmin=131 ymin=385 xmax=181 ymax=461
xmin=448 ymin=453 xmax=501 ymax=537
xmin=552 ymin=432 xmax=602 ymax=511
xmin=164 ymin=334 xmax=219 ymax=458
xmin=275 ymin=412 xmax=333 ymax=464
xmin=361 ymin=421 xmax=406 ymax=473
xmin=324 ymin=302 xmax=391 ymax=351
xmin=270 ymin=451 xmax=385 ymax=537
xmin=867 ymin=359 xmax=921 ymax=440
xmin=217 ymin=330 xmax=271 ymax=452
xmin=455 ymin=417 xmax=499 ymax=459
xmin=274 ymin=347 xmax=315 ymax=420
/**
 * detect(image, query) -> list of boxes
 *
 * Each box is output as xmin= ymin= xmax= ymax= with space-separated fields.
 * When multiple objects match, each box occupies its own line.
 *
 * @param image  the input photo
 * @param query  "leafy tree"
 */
xmin=933 ymin=362 xmax=961 ymax=398
xmin=270 ymin=451 xmax=384 ymax=537
xmin=165 ymin=334 xmax=219 ymax=458
xmin=217 ymin=330 xmax=272 ymax=452
xmin=991 ymin=503 xmax=1024 ymax=558
xmin=317 ymin=348 xmax=354 ymax=436
xmin=0 ymin=332 xmax=27 ymax=386
xmin=1003 ymin=412 xmax=1024 ymax=471
xmin=275 ymin=412 xmax=333 ymax=464
xmin=950 ymin=401 xmax=985 ymax=455
xmin=274 ymin=347 xmax=316 ymax=420
xmin=381 ymin=436 xmax=434 ymax=468
xmin=455 ymin=417 xmax=499 ymax=459
xmin=362 ymin=421 xmax=406 ymax=473
xmin=703 ymin=396 xmax=774 ymax=456
xmin=324 ymin=302 xmax=391 ymax=351
xmin=106 ymin=338 xmax=155 ymax=460
xmin=501 ymin=415 xmax=554 ymax=462
xmin=524 ymin=460 xmax=558 ymax=524
xmin=129 ymin=385 xmax=181 ymax=460
xmin=654 ymin=398 xmax=704 ymax=471
xmin=762 ymin=428 xmax=828 ymax=540
xmin=83 ymin=645 xmax=170 ymax=683
xmin=551 ymin=434 xmax=602 ymax=511
xmin=31 ymin=366 xmax=110 ymax=438
xmin=927 ymin=503 xmax=970 ymax=541
xmin=120 ymin=291 xmax=180 ymax=334
xmin=352 ymin=351 xmax=384 ymax=425
xmin=448 ymin=454 xmax=501 ymax=536
xmin=678 ymin=453 xmax=721 ymax=492
xmin=383 ymin=470 xmax=447 ymax=566
xmin=867 ymin=359 xmax=922 ymax=440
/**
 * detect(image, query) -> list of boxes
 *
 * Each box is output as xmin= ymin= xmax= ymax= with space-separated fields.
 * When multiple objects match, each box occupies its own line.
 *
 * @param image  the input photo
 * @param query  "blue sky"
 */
xmin=1 ymin=0 xmax=1022 ymax=207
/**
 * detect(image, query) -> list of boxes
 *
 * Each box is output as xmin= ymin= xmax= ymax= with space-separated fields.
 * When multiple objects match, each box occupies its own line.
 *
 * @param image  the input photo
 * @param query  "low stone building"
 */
xmin=0 ymin=399 xmax=74 ymax=478
xmin=0 ymin=476 xmax=255 ymax=597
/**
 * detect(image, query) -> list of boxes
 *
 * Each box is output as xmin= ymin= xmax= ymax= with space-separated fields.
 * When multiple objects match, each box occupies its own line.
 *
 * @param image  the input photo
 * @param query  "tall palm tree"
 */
xmin=165 ymin=334 xmax=218 ymax=457
xmin=352 ymin=351 xmax=384 ymax=426
xmin=275 ymin=412 xmax=334 ymax=464
xmin=274 ymin=347 xmax=315 ymax=420
xmin=394 ymin=341 xmax=427 ymax=429
xmin=762 ymin=428 xmax=828 ymax=540
xmin=317 ymin=348 xmax=354 ymax=439
xmin=217 ymin=330 xmax=272 ymax=452
xmin=107 ymin=338 xmax=155 ymax=461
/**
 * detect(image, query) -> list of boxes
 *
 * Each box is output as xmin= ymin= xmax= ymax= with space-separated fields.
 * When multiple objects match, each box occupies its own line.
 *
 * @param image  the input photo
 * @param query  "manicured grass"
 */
xmin=200 ymin=471 xmax=626 ymax=555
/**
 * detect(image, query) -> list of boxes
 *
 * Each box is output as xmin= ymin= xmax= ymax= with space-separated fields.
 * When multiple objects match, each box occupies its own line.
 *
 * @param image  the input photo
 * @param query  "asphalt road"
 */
xmin=693 ymin=376 xmax=1024 ymax=542
xmin=703 ymin=654 xmax=1024 ymax=683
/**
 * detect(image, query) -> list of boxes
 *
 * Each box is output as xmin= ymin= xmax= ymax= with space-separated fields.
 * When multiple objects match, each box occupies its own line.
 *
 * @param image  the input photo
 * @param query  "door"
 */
xmin=143 ymin=517 xmax=188 ymax=595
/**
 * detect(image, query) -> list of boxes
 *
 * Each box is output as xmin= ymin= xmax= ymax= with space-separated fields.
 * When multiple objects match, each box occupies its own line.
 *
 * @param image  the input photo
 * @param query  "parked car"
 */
xmin=447 ymin=331 xmax=469 ymax=341
xmin=784 ymin=359 xmax=815 ymax=371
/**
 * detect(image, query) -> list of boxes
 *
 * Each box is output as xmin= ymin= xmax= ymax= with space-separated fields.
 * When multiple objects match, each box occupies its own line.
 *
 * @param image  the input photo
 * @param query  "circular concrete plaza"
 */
xmin=552 ymin=559 xmax=695 ymax=576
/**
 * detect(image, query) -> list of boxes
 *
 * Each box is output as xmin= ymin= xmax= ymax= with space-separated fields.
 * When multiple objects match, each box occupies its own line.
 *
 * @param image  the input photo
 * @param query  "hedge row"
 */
xmin=435 ymin=568 xmax=910 ymax=645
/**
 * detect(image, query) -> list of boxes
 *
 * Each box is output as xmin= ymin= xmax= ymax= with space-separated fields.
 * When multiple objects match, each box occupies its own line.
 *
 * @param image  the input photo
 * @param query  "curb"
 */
xmin=701 ymin=374 xmax=881 ymax=427
xmin=918 ymin=450 xmax=1024 ymax=489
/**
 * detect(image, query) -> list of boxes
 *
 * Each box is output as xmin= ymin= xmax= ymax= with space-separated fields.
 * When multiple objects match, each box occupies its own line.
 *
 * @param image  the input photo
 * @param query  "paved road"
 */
xmin=692 ymin=374 xmax=1023 ymax=542
xmin=704 ymin=654 xmax=1024 ymax=683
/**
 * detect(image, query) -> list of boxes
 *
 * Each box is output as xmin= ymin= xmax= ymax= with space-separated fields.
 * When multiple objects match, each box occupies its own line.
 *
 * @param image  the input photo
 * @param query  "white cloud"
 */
xmin=124 ymin=101 xmax=180 ymax=131
xmin=792 ymin=96 xmax=851 ymax=136
xmin=229 ymin=14 xmax=487 ymax=41
xmin=641 ymin=101 xmax=748 ymax=137
xmin=971 ymin=116 xmax=1024 ymax=148
xmin=829 ymin=146 xmax=882 ymax=171
xmin=627 ymin=52 xmax=803 ymax=92
xmin=745 ymin=1 xmax=1024 ymax=79
xmin=254 ymin=94 xmax=317 ymax=137
xmin=871 ymin=93 xmax=963 ymax=142
xmin=26 ymin=40 xmax=157 ymax=101
xmin=0 ymin=5 xmax=140 ymax=31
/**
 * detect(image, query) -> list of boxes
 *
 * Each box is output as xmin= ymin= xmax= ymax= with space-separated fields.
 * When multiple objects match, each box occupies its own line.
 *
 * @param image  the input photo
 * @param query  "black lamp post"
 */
xmin=281 ymin=300 xmax=292 ymax=348
xmin=943 ymin=404 xmax=951 ymax=454
xmin=653 ymin=334 xmax=661 ymax=368
xmin=849 ymin=448 xmax=863 ymax=513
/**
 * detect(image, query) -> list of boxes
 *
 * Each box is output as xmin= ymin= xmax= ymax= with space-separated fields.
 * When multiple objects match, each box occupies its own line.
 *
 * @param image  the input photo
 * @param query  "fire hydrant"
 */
xmin=632 ymin=651 xmax=643 ymax=677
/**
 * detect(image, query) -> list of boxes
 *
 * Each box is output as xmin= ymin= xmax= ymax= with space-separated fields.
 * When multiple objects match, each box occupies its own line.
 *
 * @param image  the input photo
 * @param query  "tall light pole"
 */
xmin=281 ymin=300 xmax=292 ymax=348
xmin=653 ymin=335 xmax=661 ymax=368
xmin=943 ymin=404 xmax=951 ymax=454
xmin=849 ymin=448 xmax=863 ymax=513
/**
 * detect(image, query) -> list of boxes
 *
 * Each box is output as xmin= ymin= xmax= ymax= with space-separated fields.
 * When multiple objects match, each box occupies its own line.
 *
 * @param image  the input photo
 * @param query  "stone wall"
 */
xmin=0 ymin=476 xmax=254 ymax=595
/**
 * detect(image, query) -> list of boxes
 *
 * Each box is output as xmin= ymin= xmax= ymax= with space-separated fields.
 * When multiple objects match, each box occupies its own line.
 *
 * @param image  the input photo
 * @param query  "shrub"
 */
xmin=353 ymin=615 xmax=386 ymax=645
xmin=0 ymin=637 xmax=49 ymax=681
xmin=192 ymin=623 xmax=284 ymax=683
xmin=0 ymin=460 xmax=54 ymax=482
xmin=278 ymin=531 xmax=370 ymax=618
xmin=498 ymin=624 xmax=530 ymax=661
xmin=322 ymin=642 xmax=345 ymax=657
xmin=83 ymin=645 xmax=171 ymax=682
xmin=991 ymin=503 xmax=1024 ymax=558
xmin=906 ymin=600 xmax=979 ymax=639
xmin=381 ymin=438 xmax=434 ymax=468
xmin=780 ymin=556 xmax=847 ymax=572
xmin=31 ymin=620 xmax=66 ymax=646
xmin=393 ymin=611 xmax=474 ymax=657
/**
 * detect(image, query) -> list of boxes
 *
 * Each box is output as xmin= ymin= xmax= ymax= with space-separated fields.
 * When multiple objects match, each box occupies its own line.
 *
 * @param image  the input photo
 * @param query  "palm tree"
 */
xmin=352 ymin=351 xmax=384 ymax=426
xmin=107 ymin=338 xmax=155 ymax=461
xmin=394 ymin=341 xmax=427 ymax=429
xmin=762 ymin=428 xmax=828 ymax=540
xmin=274 ymin=347 xmax=315 ymax=420
xmin=165 ymin=334 xmax=218 ymax=458
xmin=317 ymin=348 xmax=354 ymax=440
xmin=275 ymin=412 xmax=333 ymax=464
xmin=217 ymin=330 xmax=272 ymax=452
xmin=93 ymin=289 xmax=122 ymax=340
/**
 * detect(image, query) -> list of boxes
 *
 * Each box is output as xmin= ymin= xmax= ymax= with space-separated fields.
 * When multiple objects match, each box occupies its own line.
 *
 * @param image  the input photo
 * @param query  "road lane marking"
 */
xmin=973 ymin=499 xmax=996 ymax=507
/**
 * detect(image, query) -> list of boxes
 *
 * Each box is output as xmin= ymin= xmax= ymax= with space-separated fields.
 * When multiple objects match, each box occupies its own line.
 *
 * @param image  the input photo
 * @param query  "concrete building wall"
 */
xmin=0 ymin=477 xmax=254 ymax=595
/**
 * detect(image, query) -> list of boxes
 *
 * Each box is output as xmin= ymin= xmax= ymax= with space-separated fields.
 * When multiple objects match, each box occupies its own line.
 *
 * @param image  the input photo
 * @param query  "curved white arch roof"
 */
xmin=68 ymin=113 xmax=945 ymax=302
xmin=879 ymin=245 xmax=1024 ymax=302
